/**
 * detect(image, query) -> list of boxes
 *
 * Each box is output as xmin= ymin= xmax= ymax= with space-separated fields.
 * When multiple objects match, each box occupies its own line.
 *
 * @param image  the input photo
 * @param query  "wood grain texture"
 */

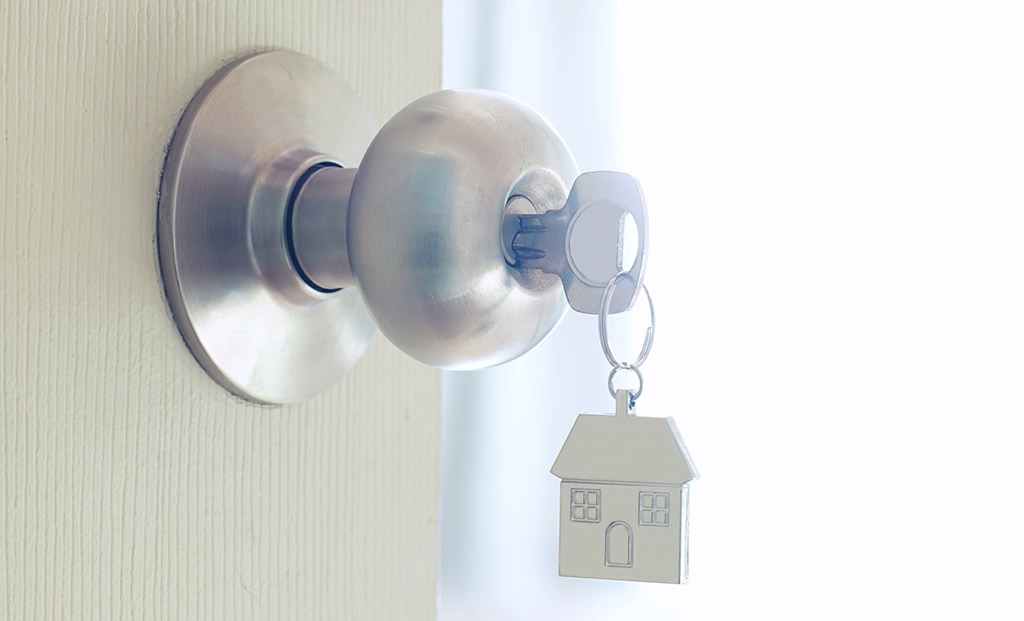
xmin=0 ymin=1 xmax=441 ymax=618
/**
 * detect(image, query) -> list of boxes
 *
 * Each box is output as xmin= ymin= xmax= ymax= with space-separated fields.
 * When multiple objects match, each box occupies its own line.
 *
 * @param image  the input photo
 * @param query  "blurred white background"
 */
xmin=440 ymin=1 xmax=1024 ymax=619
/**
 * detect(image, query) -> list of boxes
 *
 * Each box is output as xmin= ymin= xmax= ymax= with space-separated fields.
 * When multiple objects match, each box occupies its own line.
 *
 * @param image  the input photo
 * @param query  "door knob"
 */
xmin=159 ymin=50 xmax=648 ymax=403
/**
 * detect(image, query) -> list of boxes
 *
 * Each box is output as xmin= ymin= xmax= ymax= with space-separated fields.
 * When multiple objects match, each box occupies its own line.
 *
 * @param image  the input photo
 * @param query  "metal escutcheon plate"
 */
xmin=158 ymin=51 xmax=378 ymax=404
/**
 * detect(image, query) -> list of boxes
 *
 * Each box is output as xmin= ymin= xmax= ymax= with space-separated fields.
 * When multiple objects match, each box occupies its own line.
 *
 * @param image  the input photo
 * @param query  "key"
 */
xmin=506 ymin=171 xmax=648 ymax=314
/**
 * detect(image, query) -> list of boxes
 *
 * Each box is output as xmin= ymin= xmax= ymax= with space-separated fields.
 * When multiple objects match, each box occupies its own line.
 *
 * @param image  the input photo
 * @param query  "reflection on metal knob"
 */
xmin=349 ymin=89 xmax=578 ymax=369
xmin=158 ymin=50 xmax=647 ymax=404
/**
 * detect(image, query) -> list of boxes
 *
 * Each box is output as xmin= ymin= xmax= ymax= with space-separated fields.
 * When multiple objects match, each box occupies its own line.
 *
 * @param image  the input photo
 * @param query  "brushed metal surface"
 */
xmin=506 ymin=171 xmax=648 ymax=315
xmin=348 ymin=90 xmax=577 ymax=369
xmin=291 ymin=166 xmax=358 ymax=291
xmin=161 ymin=51 xmax=585 ymax=399
xmin=158 ymin=51 xmax=378 ymax=403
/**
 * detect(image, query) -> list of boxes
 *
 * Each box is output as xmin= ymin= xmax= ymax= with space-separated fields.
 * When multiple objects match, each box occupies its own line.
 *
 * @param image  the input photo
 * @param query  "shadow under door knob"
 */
xmin=159 ymin=50 xmax=647 ymax=404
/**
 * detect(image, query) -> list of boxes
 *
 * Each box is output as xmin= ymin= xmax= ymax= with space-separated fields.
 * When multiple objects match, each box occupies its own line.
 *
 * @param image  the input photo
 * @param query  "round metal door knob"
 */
xmin=349 ymin=89 xmax=577 ymax=369
xmin=159 ymin=50 xmax=578 ymax=403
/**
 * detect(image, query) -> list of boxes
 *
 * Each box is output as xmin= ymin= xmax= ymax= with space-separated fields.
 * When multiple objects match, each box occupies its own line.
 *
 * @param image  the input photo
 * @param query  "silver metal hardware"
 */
xmin=608 ymin=364 xmax=644 ymax=403
xmin=346 ymin=89 xmax=577 ymax=371
xmin=158 ymin=52 xmax=378 ymax=404
xmin=600 ymin=270 xmax=656 ymax=406
xmin=598 ymin=270 xmax=655 ymax=370
xmin=159 ymin=50 xmax=652 ymax=403
xmin=550 ymin=390 xmax=699 ymax=584
xmin=290 ymin=165 xmax=358 ymax=291
xmin=506 ymin=171 xmax=648 ymax=314
xmin=552 ymin=277 xmax=699 ymax=584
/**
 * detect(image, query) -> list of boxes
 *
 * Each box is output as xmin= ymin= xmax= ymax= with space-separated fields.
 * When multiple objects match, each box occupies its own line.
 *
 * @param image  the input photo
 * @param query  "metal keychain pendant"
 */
xmin=550 ymin=273 xmax=699 ymax=584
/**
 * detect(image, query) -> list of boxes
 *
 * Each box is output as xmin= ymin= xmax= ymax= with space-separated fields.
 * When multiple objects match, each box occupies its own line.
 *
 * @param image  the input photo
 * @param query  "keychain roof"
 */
xmin=550 ymin=404 xmax=699 ymax=486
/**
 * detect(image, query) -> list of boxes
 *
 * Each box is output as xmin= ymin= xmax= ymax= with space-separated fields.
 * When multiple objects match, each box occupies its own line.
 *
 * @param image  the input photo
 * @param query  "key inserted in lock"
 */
xmin=504 ymin=171 xmax=648 ymax=315
xmin=160 ymin=50 xmax=654 ymax=402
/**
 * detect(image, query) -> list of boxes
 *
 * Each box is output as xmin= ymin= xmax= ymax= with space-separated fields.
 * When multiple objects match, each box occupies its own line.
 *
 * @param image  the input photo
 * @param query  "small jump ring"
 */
xmin=598 ymin=270 xmax=655 ymax=370
xmin=607 ymin=363 xmax=644 ymax=402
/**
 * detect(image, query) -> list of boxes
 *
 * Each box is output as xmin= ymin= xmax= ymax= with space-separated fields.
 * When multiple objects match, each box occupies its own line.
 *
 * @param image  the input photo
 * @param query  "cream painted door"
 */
xmin=1 ymin=2 xmax=440 ymax=619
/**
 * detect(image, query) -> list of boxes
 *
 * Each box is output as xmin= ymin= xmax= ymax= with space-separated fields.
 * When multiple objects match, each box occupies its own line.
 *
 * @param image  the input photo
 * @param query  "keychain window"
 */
xmin=570 ymin=489 xmax=602 ymax=523
xmin=639 ymin=492 xmax=670 ymax=527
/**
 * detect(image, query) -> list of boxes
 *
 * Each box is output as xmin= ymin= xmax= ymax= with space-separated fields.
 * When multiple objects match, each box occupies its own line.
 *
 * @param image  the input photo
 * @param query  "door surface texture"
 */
xmin=1 ymin=2 xmax=442 ymax=619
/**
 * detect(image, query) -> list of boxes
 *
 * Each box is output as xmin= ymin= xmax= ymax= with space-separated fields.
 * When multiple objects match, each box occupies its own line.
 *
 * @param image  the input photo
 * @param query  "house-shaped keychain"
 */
xmin=550 ymin=390 xmax=699 ymax=584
